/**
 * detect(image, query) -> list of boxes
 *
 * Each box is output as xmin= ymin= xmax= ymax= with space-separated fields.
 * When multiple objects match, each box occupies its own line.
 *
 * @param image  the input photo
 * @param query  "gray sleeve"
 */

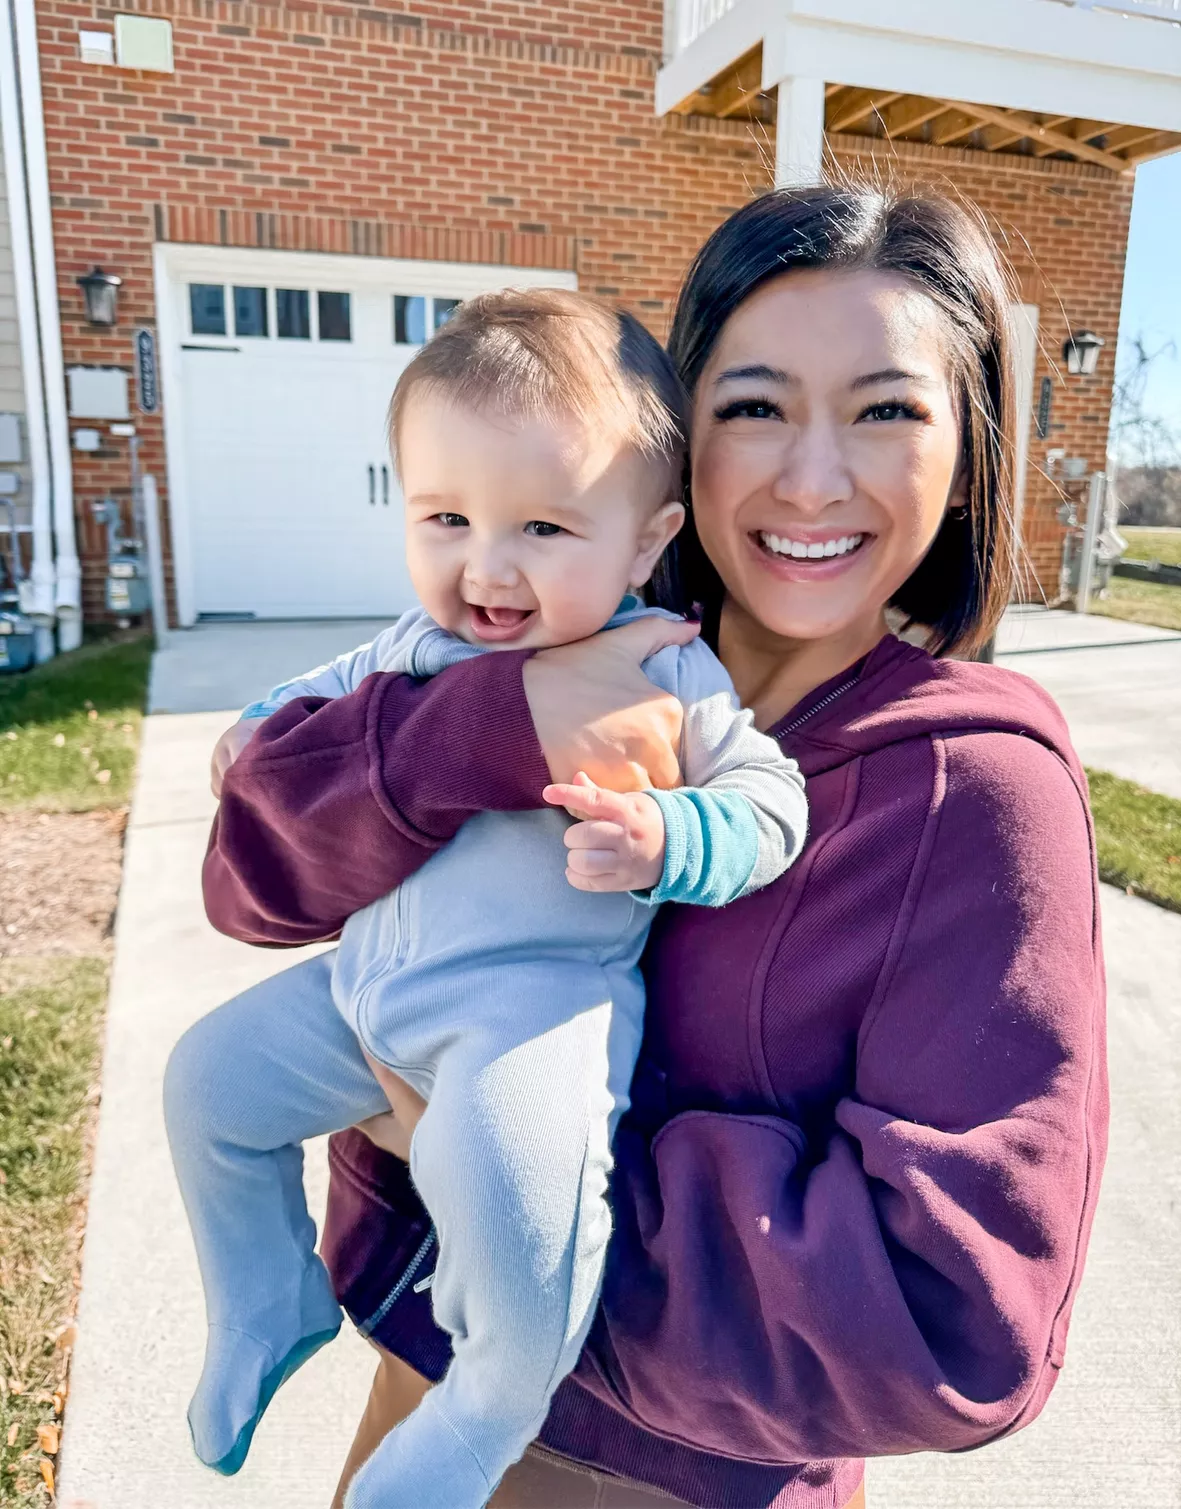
xmin=643 ymin=638 xmax=809 ymax=899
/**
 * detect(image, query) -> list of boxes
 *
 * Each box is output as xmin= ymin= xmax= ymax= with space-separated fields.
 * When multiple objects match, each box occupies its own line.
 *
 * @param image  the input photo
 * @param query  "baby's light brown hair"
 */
xmin=388 ymin=288 xmax=689 ymax=500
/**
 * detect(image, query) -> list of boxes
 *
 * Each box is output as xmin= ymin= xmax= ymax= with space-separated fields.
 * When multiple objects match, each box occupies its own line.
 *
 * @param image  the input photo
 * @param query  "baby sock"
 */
xmin=187 ymin=1255 xmax=342 ymax=1474
xmin=343 ymin=1389 xmax=494 ymax=1509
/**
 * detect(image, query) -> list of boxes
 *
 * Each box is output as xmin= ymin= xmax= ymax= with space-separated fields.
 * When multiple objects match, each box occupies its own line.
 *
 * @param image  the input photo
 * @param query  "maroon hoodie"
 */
xmin=204 ymin=633 xmax=1107 ymax=1509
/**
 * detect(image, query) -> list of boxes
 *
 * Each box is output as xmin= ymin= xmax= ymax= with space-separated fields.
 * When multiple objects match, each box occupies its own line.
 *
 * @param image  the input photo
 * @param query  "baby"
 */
xmin=165 ymin=290 xmax=808 ymax=1508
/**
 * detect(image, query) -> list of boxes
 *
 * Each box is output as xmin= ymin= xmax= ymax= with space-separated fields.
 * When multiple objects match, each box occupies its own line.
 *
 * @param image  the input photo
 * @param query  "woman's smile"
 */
xmin=749 ymin=527 xmax=873 ymax=582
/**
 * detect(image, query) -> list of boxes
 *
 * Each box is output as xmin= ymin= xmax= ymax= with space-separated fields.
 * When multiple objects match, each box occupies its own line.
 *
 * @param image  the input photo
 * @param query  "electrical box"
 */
xmin=115 ymin=15 xmax=174 ymax=73
xmin=79 ymin=30 xmax=114 ymax=64
xmin=67 ymin=367 xmax=131 ymax=422
xmin=0 ymin=414 xmax=21 ymax=464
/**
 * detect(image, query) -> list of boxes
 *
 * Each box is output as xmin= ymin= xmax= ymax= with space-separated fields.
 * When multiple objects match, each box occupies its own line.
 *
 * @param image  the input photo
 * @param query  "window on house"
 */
xmin=233 ymin=286 xmax=268 ymax=338
xmin=433 ymin=298 xmax=461 ymax=331
xmin=276 ymin=289 xmax=311 ymax=340
xmin=189 ymin=284 xmax=226 ymax=336
xmin=393 ymin=295 xmax=427 ymax=346
xmin=318 ymin=291 xmax=351 ymax=342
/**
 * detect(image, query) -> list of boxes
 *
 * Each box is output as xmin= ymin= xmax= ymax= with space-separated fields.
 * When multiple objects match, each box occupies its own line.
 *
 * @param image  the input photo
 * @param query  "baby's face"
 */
xmin=399 ymin=391 xmax=684 ymax=649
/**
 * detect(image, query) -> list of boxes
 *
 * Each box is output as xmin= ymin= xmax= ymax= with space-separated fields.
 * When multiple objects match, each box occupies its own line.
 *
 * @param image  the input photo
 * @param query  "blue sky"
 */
xmin=1115 ymin=153 xmax=1181 ymax=446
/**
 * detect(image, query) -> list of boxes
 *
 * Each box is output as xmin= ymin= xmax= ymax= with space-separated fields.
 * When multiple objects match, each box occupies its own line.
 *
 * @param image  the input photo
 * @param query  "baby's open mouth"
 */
xmin=467 ymin=604 xmax=537 ymax=641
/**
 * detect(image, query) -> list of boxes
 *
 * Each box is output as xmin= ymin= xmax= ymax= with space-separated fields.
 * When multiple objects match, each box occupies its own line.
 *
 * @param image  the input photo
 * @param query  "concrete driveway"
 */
xmin=996 ymin=606 xmax=1181 ymax=799
xmin=57 ymin=614 xmax=1180 ymax=1508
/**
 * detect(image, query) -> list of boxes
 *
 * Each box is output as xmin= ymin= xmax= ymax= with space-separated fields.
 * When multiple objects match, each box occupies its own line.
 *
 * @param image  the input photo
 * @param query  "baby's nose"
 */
xmin=466 ymin=540 xmax=520 ymax=587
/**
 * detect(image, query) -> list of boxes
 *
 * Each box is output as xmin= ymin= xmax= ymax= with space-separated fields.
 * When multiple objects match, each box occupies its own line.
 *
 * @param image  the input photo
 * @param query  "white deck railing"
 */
xmin=672 ymin=0 xmax=1180 ymax=59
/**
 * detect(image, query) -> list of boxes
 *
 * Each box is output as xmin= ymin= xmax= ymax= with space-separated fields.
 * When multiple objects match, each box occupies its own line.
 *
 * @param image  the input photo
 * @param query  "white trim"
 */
xmin=774 ymin=75 xmax=826 ymax=185
xmin=660 ymin=0 xmax=1181 ymax=134
xmin=1010 ymin=302 xmax=1041 ymax=550
xmin=13 ymin=0 xmax=80 ymax=644
xmin=0 ymin=0 xmax=54 ymax=641
xmin=152 ymin=244 xmax=577 ymax=626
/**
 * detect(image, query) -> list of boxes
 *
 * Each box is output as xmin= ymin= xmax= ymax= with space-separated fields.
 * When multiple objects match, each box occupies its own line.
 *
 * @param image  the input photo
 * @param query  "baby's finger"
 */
xmin=543 ymin=780 xmax=631 ymax=824
xmin=566 ymin=847 xmax=621 ymax=878
xmin=565 ymin=866 xmax=624 ymax=893
xmin=564 ymin=819 xmax=623 ymax=850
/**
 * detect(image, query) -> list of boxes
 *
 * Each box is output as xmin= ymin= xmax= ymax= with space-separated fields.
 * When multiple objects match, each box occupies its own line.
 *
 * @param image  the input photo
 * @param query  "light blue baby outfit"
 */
xmin=165 ymin=602 xmax=807 ymax=1508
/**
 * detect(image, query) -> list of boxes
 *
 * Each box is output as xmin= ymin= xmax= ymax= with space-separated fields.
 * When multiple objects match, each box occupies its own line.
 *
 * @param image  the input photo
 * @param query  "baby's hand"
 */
xmin=210 ymin=717 xmax=267 ymax=799
xmin=543 ymin=772 xmax=665 ymax=894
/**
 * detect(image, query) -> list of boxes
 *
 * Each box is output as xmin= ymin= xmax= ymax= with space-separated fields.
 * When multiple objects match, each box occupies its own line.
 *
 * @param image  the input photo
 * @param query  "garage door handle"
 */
xmin=368 ymin=465 xmax=376 ymax=506
xmin=381 ymin=465 xmax=390 ymax=507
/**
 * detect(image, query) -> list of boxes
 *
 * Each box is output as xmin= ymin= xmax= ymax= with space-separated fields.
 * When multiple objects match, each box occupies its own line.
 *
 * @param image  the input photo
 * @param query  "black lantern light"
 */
xmin=1062 ymin=329 xmax=1104 ymax=377
xmin=77 ymin=267 xmax=122 ymax=326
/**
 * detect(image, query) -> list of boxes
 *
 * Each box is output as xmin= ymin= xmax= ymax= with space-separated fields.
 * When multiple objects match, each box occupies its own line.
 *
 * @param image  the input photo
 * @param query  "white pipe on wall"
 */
xmin=12 ymin=0 xmax=82 ymax=651
xmin=0 ymin=0 xmax=55 ymax=660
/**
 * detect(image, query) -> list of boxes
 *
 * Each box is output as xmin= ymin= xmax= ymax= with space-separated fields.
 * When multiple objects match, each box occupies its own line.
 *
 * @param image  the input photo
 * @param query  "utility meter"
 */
xmin=92 ymin=498 xmax=151 ymax=622
xmin=0 ymin=498 xmax=36 ymax=673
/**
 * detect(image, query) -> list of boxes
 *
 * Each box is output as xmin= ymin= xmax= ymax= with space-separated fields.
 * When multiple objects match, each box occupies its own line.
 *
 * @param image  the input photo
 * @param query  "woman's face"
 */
xmin=690 ymin=267 xmax=966 ymax=646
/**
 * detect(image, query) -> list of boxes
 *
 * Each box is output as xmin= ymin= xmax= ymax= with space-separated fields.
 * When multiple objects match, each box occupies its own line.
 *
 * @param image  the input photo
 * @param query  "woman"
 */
xmin=204 ymin=186 xmax=1107 ymax=1509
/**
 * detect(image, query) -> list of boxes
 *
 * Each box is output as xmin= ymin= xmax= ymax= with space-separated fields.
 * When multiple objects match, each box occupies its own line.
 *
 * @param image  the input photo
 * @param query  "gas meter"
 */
xmin=92 ymin=497 xmax=151 ymax=622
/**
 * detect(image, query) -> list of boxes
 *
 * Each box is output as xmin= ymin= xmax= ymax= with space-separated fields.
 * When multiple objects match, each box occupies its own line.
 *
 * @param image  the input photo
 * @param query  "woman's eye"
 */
xmin=524 ymin=520 xmax=563 ymax=537
xmin=861 ymin=400 xmax=927 ymax=423
xmin=434 ymin=512 xmax=469 ymax=528
xmin=714 ymin=397 xmax=782 ymax=422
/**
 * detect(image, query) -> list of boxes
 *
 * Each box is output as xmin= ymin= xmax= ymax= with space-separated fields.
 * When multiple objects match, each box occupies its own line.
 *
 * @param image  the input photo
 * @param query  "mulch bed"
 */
xmin=0 ymin=811 xmax=127 ymax=960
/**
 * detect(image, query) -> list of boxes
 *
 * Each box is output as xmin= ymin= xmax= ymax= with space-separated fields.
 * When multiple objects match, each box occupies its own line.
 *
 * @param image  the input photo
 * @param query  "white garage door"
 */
xmin=156 ymin=248 xmax=577 ymax=623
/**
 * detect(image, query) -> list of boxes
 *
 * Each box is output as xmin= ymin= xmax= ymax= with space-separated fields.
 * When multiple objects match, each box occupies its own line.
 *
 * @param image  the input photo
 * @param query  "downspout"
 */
xmin=0 ymin=0 xmax=54 ymax=659
xmin=12 ymin=0 xmax=82 ymax=651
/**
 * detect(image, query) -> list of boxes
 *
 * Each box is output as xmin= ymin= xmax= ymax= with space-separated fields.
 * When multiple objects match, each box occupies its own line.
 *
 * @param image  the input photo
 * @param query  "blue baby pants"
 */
xmin=165 ymin=828 xmax=647 ymax=1509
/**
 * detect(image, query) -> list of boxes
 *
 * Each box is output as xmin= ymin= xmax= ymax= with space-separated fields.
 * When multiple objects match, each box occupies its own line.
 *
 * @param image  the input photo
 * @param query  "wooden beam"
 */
xmin=991 ymin=113 xmax=1070 ymax=152
xmin=947 ymin=99 xmax=1128 ymax=171
xmin=712 ymin=49 xmax=764 ymax=119
xmin=827 ymin=88 xmax=902 ymax=134
xmin=878 ymin=95 xmax=948 ymax=140
xmin=1124 ymin=131 xmax=1181 ymax=167
xmin=1103 ymin=123 xmax=1168 ymax=155
xmin=825 ymin=82 xmax=844 ymax=98
xmin=930 ymin=108 xmax=983 ymax=147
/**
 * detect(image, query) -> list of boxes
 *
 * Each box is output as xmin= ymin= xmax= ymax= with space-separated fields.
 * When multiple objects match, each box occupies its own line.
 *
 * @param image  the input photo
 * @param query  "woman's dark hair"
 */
xmin=653 ymin=185 xmax=1018 ymax=657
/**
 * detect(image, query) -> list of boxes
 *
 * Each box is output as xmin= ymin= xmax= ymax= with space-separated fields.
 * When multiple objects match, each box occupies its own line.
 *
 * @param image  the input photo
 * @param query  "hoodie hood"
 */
xmin=781 ymin=633 xmax=1080 ymax=782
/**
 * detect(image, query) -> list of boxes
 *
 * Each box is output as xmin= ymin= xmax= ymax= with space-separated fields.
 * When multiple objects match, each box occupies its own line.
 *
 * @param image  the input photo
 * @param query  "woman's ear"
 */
xmin=629 ymin=500 xmax=686 ymax=589
xmin=946 ymin=461 xmax=969 ymax=518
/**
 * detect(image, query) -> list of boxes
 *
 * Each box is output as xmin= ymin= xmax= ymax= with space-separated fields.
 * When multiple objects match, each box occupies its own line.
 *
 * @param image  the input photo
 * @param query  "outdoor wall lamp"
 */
xmin=77 ymin=267 xmax=122 ymax=326
xmin=1062 ymin=329 xmax=1104 ymax=377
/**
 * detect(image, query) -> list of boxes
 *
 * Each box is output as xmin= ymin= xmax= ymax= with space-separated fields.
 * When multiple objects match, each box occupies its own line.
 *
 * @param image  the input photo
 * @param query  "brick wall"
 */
xmin=34 ymin=0 xmax=1133 ymax=619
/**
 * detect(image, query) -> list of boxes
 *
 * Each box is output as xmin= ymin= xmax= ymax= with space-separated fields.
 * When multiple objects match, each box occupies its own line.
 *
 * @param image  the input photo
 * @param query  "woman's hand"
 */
xmin=355 ymin=1052 xmax=427 ymax=1162
xmin=523 ymin=617 xmax=699 ymax=793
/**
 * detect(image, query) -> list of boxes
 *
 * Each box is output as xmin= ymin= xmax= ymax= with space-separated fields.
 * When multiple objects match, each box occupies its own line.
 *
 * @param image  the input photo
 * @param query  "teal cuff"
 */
xmin=639 ymin=787 xmax=761 ymax=908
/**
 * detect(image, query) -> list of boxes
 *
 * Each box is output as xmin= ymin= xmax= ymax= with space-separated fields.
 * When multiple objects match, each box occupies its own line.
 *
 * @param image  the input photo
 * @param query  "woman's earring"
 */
xmin=948 ymin=503 xmax=970 ymax=520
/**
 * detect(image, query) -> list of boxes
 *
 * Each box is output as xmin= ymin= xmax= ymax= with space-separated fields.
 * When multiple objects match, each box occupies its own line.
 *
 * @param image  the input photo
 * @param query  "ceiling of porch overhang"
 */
xmin=671 ymin=45 xmax=1181 ymax=172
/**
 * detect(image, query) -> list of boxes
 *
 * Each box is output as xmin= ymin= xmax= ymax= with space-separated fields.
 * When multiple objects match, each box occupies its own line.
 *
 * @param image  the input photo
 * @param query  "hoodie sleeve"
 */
xmin=203 ymin=651 xmax=551 ymax=945
xmin=575 ymin=729 xmax=1107 ymax=1462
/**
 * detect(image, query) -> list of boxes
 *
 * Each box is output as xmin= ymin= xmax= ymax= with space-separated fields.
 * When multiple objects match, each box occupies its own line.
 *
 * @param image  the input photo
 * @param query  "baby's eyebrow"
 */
xmin=715 ymin=363 xmax=792 ymax=386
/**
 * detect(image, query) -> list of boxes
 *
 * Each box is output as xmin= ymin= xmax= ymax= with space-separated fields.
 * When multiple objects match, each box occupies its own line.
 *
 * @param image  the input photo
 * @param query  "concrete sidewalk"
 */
xmin=55 ymin=713 xmax=377 ymax=1509
xmin=996 ymin=607 xmax=1181 ymax=800
xmin=58 ymin=616 xmax=1180 ymax=1508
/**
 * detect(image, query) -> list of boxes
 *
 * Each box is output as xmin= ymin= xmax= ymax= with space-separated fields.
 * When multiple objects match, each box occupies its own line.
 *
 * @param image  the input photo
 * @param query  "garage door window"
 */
xmin=318 ymin=291 xmax=351 ymax=342
xmin=277 ymin=289 xmax=311 ymax=340
xmin=233 ymin=286 xmax=268 ymax=338
xmin=434 ymin=298 xmax=460 ymax=330
xmin=190 ymin=284 xmax=226 ymax=336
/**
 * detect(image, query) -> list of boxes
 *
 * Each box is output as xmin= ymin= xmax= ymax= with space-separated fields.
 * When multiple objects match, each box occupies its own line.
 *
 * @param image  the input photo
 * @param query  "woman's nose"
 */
xmin=770 ymin=422 xmax=855 ymax=517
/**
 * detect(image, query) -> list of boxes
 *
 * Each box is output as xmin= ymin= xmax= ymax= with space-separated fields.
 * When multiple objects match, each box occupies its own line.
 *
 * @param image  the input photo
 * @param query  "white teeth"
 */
xmin=759 ymin=531 xmax=864 ymax=560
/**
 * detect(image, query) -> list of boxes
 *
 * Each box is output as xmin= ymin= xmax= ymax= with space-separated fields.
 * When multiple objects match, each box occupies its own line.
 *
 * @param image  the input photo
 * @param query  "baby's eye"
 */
xmin=434 ymin=512 xmax=469 ymax=528
xmin=523 ymin=520 xmax=563 ymax=537
xmin=714 ymin=397 xmax=782 ymax=423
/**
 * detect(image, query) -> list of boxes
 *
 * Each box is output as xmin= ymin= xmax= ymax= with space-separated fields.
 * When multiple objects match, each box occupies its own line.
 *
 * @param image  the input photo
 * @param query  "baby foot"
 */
xmin=344 ymin=1391 xmax=493 ymax=1509
xmin=187 ymin=1260 xmax=342 ymax=1474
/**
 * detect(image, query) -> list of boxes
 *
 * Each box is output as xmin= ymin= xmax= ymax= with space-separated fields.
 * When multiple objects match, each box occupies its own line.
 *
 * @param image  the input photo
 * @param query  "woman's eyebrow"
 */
xmin=714 ymin=363 xmax=792 ymax=386
xmin=851 ymin=368 xmax=938 ymax=390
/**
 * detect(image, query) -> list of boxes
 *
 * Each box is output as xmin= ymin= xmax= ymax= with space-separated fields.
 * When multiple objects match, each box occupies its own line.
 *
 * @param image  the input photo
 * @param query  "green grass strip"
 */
xmin=0 ymin=635 xmax=151 ymax=812
xmin=1087 ymin=767 xmax=1181 ymax=914
xmin=0 ymin=957 xmax=108 ymax=1503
